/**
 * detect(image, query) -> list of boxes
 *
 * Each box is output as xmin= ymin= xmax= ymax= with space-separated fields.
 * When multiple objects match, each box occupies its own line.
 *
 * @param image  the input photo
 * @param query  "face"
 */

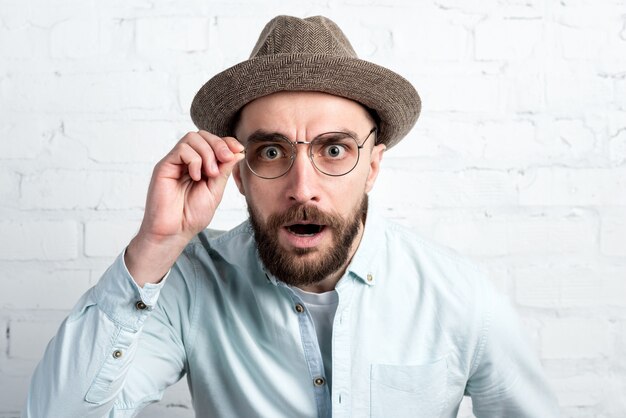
xmin=233 ymin=91 xmax=385 ymax=289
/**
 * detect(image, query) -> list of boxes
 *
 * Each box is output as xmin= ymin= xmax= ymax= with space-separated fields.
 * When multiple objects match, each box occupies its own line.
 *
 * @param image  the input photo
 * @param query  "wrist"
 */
xmin=125 ymin=232 xmax=189 ymax=287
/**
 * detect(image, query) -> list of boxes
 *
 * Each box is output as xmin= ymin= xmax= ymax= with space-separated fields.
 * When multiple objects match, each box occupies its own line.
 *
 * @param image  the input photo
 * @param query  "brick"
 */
xmin=20 ymin=169 xmax=149 ymax=210
xmin=386 ymin=117 xmax=482 ymax=162
xmin=178 ymin=72 xmax=218 ymax=114
xmin=207 ymin=205 xmax=248 ymax=231
xmin=0 ymin=221 xmax=79 ymax=261
xmin=0 ymin=169 xmax=19 ymax=207
xmin=373 ymin=167 xmax=518 ymax=208
xmin=0 ymin=25 xmax=49 ymax=59
xmin=557 ymin=24 xmax=609 ymax=60
xmin=0 ymin=268 xmax=91 ymax=310
xmin=210 ymin=14 xmax=266 ymax=65
xmin=552 ymin=118 xmax=597 ymax=160
xmin=84 ymin=220 xmax=139 ymax=257
xmin=615 ymin=321 xmax=626 ymax=369
xmin=518 ymin=167 xmax=626 ymax=206
xmin=393 ymin=16 xmax=468 ymax=61
xmin=0 ymin=318 xmax=6 ymax=358
xmin=0 ymin=373 xmax=30 ymax=413
xmin=607 ymin=111 xmax=626 ymax=137
xmin=1 ymin=71 xmax=172 ymax=113
xmin=609 ymin=128 xmax=626 ymax=166
xmin=11 ymin=0 xmax=95 ymax=28
xmin=614 ymin=78 xmax=626 ymax=107
xmin=601 ymin=378 xmax=626 ymax=418
xmin=600 ymin=215 xmax=626 ymax=257
xmin=551 ymin=374 xmax=604 ymax=407
xmin=367 ymin=203 xmax=438 ymax=238
xmin=440 ymin=117 xmax=600 ymax=168
xmin=514 ymin=265 xmax=626 ymax=308
xmin=417 ymin=74 xmax=500 ymax=113
xmin=393 ymin=117 xmax=538 ymax=167
xmin=50 ymin=18 xmax=112 ymax=58
xmin=480 ymin=119 xmax=541 ymax=164
xmin=0 ymin=115 xmax=61 ymax=160
xmin=0 ymin=0 xmax=29 ymax=30
xmin=432 ymin=211 xmax=597 ymax=256
xmin=503 ymin=70 xmax=545 ymax=114
xmin=63 ymin=119 xmax=184 ymax=163
xmin=8 ymin=319 xmax=60 ymax=360
xmin=475 ymin=17 xmax=543 ymax=61
xmin=540 ymin=319 xmax=611 ymax=359
xmin=553 ymin=2 xmax=624 ymax=32
xmin=545 ymin=63 xmax=613 ymax=114
xmin=136 ymin=17 xmax=209 ymax=53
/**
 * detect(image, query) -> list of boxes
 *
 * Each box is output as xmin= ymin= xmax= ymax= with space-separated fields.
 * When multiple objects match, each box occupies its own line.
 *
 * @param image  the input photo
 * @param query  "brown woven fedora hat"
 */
xmin=190 ymin=15 xmax=421 ymax=149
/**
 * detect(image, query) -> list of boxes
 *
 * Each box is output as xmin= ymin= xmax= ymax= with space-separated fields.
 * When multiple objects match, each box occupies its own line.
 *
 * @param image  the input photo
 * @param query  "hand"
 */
xmin=126 ymin=131 xmax=244 ymax=286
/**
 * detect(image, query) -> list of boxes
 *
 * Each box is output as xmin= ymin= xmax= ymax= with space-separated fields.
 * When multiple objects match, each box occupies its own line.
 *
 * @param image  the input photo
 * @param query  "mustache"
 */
xmin=266 ymin=205 xmax=343 ymax=230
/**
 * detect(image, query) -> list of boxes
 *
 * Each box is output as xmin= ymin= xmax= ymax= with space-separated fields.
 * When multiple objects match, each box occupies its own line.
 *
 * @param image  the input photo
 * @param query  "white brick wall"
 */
xmin=1 ymin=1 xmax=624 ymax=417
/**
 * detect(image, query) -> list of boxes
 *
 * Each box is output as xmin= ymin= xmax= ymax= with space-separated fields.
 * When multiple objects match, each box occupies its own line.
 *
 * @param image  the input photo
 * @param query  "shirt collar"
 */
xmin=345 ymin=207 xmax=385 ymax=287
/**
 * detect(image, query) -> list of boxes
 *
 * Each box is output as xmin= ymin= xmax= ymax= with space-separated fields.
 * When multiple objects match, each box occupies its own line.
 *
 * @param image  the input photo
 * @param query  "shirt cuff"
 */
xmin=121 ymin=247 xmax=170 ymax=306
xmin=92 ymin=250 xmax=169 ymax=332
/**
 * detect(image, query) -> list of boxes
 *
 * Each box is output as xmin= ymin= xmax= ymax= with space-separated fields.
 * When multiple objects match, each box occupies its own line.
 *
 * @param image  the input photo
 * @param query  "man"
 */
xmin=24 ymin=15 xmax=559 ymax=417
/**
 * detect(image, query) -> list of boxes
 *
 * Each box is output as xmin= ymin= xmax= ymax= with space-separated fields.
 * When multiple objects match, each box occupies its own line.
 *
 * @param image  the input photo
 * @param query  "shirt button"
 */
xmin=135 ymin=301 xmax=148 ymax=310
xmin=112 ymin=350 xmax=123 ymax=359
xmin=295 ymin=303 xmax=305 ymax=313
xmin=314 ymin=377 xmax=325 ymax=386
xmin=367 ymin=274 xmax=373 ymax=282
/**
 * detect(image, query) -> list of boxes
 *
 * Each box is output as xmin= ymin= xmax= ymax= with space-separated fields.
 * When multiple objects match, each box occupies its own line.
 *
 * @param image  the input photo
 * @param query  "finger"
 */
xmin=222 ymin=136 xmax=245 ymax=153
xmin=206 ymin=151 xmax=245 ymax=194
xmin=163 ymin=132 xmax=212 ymax=174
xmin=175 ymin=142 xmax=204 ymax=181
xmin=182 ymin=132 xmax=220 ymax=177
xmin=197 ymin=130 xmax=238 ymax=163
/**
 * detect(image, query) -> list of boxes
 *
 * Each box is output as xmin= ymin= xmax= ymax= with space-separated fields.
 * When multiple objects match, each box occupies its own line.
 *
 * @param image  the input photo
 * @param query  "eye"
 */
xmin=258 ymin=144 xmax=285 ymax=161
xmin=322 ymin=143 xmax=347 ymax=159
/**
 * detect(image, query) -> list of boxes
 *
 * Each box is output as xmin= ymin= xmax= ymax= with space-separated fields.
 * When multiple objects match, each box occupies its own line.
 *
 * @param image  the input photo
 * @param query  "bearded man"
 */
xmin=24 ymin=15 xmax=559 ymax=418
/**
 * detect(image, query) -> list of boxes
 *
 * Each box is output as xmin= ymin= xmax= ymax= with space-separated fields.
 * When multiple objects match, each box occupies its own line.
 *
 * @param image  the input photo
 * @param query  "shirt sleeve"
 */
xmin=465 ymin=288 xmax=560 ymax=418
xmin=22 ymin=251 xmax=188 ymax=418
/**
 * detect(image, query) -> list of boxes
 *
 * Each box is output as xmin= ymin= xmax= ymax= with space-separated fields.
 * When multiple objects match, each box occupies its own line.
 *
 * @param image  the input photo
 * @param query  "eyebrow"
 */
xmin=243 ymin=130 xmax=290 ymax=144
xmin=242 ymin=128 xmax=362 ymax=144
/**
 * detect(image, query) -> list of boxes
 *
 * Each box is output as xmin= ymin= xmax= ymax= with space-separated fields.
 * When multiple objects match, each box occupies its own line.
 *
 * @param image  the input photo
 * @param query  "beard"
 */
xmin=248 ymin=195 xmax=368 ymax=287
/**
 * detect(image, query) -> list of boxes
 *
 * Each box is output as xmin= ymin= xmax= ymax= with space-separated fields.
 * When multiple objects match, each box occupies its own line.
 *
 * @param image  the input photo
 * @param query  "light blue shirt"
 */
xmin=24 ymin=211 xmax=559 ymax=417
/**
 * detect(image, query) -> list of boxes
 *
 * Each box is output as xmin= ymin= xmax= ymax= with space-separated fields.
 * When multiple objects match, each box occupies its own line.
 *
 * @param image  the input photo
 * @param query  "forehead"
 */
xmin=237 ymin=91 xmax=374 ymax=134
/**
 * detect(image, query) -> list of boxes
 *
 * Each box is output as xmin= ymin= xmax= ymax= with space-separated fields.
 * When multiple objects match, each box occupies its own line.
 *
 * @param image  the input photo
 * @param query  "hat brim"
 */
xmin=190 ymin=53 xmax=420 ymax=149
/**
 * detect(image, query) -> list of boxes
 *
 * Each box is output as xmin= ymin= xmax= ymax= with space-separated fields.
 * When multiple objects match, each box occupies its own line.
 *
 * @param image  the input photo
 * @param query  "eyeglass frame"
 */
xmin=237 ymin=127 xmax=378 ymax=179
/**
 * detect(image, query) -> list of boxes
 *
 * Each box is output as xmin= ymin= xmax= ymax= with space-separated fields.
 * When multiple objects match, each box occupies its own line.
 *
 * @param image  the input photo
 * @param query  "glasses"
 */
xmin=240 ymin=127 xmax=377 ymax=179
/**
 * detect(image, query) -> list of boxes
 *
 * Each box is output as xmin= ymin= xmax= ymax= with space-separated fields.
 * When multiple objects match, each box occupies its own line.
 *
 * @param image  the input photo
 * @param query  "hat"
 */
xmin=190 ymin=15 xmax=421 ymax=149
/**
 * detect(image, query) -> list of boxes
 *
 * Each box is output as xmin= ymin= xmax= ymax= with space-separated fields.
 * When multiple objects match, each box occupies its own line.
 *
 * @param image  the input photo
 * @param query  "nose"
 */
xmin=284 ymin=145 xmax=320 ymax=204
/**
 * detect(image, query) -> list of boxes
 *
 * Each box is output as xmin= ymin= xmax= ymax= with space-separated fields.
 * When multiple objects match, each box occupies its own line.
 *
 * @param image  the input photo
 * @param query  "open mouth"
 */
xmin=286 ymin=224 xmax=325 ymax=237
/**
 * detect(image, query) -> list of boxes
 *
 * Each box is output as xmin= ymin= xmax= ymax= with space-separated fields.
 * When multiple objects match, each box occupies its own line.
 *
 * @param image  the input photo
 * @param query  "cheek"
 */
xmin=242 ymin=178 xmax=281 ymax=215
xmin=328 ymin=177 xmax=368 ymax=208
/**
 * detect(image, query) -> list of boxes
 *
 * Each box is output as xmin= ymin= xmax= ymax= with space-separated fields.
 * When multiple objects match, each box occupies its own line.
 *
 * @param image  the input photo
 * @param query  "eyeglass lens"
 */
xmin=245 ymin=132 xmax=361 ymax=179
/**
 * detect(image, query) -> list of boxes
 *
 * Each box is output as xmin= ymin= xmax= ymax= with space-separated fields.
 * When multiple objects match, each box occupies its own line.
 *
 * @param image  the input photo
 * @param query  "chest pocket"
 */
xmin=370 ymin=357 xmax=447 ymax=418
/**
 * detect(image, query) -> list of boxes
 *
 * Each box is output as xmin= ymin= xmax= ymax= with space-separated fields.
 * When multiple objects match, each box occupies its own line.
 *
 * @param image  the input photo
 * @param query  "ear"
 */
xmin=232 ymin=162 xmax=246 ymax=196
xmin=365 ymin=143 xmax=385 ymax=193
